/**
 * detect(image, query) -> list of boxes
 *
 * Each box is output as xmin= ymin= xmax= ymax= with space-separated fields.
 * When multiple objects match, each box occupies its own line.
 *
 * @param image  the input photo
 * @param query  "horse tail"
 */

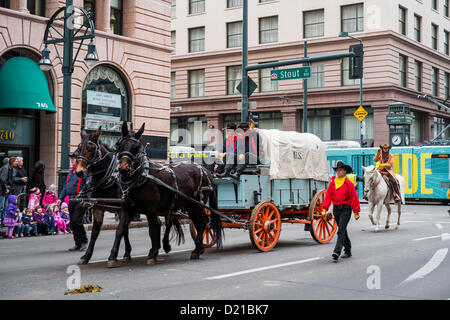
xmin=168 ymin=212 xmax=185 ymax=246
xmin=208 ymin=184 xmax=224 ymax=249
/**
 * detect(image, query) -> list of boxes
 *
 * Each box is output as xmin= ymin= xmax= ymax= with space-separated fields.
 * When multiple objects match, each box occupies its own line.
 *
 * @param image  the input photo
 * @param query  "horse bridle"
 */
xmin=116 ymin=136 xmax=145 ymax=164
xmin=77 ymin=139 xmax=101 ymax=168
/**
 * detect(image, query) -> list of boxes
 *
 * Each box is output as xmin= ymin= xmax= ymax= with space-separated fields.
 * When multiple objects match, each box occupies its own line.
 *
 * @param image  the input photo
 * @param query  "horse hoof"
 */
xmin=122 ymin=257 xmax=131 ymax=263
xmin=385 ymin=225 xmax=390 ymax=229
xmin=78 ymin=258 xmax=88 ymax=265
xmin=190 ymin=252 xmax=200 ymax=260
xmin=198 ymin=247 xmax=205 ymax=255
xmin=395 ymin=225 xmax=400 ymax=230
xmin=146 ymin=258 xmax=156 ymax=266
xmin=374 ymin=227 xmax=379 ymax=232
xmin=163 ymin=245 xmax=172 ymax=254
xmin=107 ymin=260 xmax=120 ymax=268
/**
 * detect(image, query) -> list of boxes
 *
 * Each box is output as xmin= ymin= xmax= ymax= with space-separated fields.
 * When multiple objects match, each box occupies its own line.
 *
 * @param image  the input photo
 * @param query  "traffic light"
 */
xmin=249 ymin=112 xmax=259 ymax=128
xmin=349 ymin=44 xmax=363 ymax=79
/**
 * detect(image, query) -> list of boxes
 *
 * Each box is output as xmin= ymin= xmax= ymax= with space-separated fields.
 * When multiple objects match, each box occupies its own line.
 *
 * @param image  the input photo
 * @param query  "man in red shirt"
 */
xmin=323 ymin=161 xmax=360 ymax=261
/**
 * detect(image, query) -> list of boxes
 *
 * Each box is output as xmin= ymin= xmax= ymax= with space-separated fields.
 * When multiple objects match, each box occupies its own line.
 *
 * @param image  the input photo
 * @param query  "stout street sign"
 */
xmin=271 ymin=67 xmax=311 ymax=81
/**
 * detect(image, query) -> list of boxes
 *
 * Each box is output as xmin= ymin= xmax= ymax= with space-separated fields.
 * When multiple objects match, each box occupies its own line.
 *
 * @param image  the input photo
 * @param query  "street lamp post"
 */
xmin=39 ymin=0 xmax=98 ymax=192
xmin=339 ymin=31 xmax=364 ymax=147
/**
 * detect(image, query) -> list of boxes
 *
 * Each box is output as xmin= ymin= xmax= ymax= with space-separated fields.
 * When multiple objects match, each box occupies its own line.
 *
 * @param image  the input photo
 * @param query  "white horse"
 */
xmin=362 ymin=165 xmax=405 ymax=232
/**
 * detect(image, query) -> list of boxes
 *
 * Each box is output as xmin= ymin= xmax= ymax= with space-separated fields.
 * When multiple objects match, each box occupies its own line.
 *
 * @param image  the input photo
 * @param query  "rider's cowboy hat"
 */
xmin=379 ymin=143 xmax=392 ymax=150
xmin=333 ymin=160 xmax=353 ymax=174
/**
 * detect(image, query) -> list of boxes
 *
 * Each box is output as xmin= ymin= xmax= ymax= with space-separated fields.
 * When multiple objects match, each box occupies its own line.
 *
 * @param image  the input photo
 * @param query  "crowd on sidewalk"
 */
xmin=0 ymin=157 xmax=73 ymax=239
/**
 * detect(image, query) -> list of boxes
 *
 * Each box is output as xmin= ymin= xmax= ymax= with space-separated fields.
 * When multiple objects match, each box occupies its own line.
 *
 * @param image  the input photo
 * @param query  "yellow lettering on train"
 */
xmin=393 ymin=154 xmax=400 ymax=175
xmin=402 ymin=153 xmax=418 ymax=194
xmin=420 ymin=153 xmax=433 ymax=195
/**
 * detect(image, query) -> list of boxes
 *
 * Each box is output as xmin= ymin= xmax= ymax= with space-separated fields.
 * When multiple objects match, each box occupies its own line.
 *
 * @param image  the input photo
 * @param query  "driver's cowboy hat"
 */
xmin=333 ymin=160 xmax=353 ymax=174
xmin=379 ymin=143 xmax=392 ymax=150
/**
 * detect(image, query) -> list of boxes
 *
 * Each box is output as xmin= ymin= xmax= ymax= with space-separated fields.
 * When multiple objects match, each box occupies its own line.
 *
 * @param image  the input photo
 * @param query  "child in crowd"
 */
xmin=60 ymin=202 xmax=70 ymax=232
xmin=14 ymin=210 xmax=25 ymax=238
xmin=42 ymin=184 xmax=58 ymax=207
xmin=53 ymin=204 xmax=68 ymax=234
xmin=28 ymin=187 xmax=41 ymax=212
xmin=4 ymin=195 xmax=19 ymax=239
xmin=33 ymin=206 xmax=48 ymax=235
xmin=44 ymin=205 xmax=56 ymax=235
xmin=22 ymin=208 xmax=37 ymax=236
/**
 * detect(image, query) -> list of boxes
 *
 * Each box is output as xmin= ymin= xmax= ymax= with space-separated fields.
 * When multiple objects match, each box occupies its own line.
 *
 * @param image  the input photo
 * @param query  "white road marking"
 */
xmin=413 ymin=235 xmax=442 ymax=242
xmin=206 ymin=257 xmax=322 ymax=280
xmin=401 ymin=248 xmax=448 ymax=284
xmin=89 ymin=248 xmax=193 ymax=264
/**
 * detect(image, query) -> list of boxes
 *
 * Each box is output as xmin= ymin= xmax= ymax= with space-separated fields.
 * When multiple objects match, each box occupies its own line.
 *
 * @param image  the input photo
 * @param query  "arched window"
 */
xmin=82 ymin=65 xmax=130 ymax=148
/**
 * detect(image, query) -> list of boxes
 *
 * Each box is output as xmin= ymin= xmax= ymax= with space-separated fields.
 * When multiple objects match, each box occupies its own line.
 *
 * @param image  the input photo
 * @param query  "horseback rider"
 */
xmin=373 ymin=143 xmax=401 ymax=203
xmin=322 ymin=161 xmax=360 ymax=261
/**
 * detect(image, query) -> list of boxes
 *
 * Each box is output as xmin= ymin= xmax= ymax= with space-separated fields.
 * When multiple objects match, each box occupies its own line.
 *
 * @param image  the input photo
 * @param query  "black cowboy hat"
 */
xmin=226 ymin=123 xmax=237 ymax=130
xmin=333 ymin=160 xmax=353 ymax=174
xmin=238 ymin=122 xmax=250 ymax=130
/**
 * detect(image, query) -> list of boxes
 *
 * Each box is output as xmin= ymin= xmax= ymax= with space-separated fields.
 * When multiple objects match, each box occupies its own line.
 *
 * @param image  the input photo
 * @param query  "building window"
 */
xmin=445 ymin=0 xmax=449 ymax=17
xmin=307 ymin=109 xmax=331 ymax=141
xmin=171 ymin=31 xmax=176 ymax=55
xmin=410 ymin=111 xmax=423 ymax=143
xmin=227 ymin=21 xmax=243 ymax=48
xmin=226 ymin=65 xmax=242 ymax=95
xmin=399 ymin=54 xmax=407 ymax=88
xmin=303 ymin=9 xmax=324 ymax=38
xmin=341 ymin=57 xmax=361 ymax=86
xmin=444 ymin=72 xmax=449 ymax=98
xmin=431 ymin=24 xmax=438 ymax=50
xmin=82 ymin=65 xmax=130 ymax=148
xmin=227 ymin=0 xmax=242 ymax=8
xmin=309 ymin=65 xmax=325 ymax=89
xmin=257 ymin=112 xmax=282 ymax=130
xmin=27 ymin=0 xmax=45 ymax=17
xmin=0 ymin=0 xmax=10 ymax=8
xmin=342 ymin=107 xmax=373 ymax=140
xmin=170 ymin=116 xmax=207 ymax=146
xmin=188 ymin=69 xmax=205 ymax=98
xmin=432 ymin=0 xmax=438 ymax=10
xmin=432 ymin=67 xmax=439 ymax=97
xmin=259 ymin=16 xmax=278 ymax=44
xmin=189 ymin=0 xmax=205 ymax=14
xmin=444 ymin=30 xmax=449 ymax=55
xmin=171 ymin=0 xmax=176 ymax=18
xmin=434 ymin=117 xmax=450 ymax=139
xmin=189 ymin=27 xmax=205 ymax=53
xmin=171 ymin=72 xmax=176 ymax=100
xmin=414 ymin=60 xmax=422 ymax=92
xmin=398 ymin=6 xmax=407 ymax=36
xmin=259 ymin=65 xmax=278 ymax=92
xmin=84 ymin=0 xmax=96 ymax=27
xmin=414 ymin=14 xmax=421 ymax=42
xmin=341 ymin=3 xmax=364 ymax=33
xmin=110 ymin=0 xmax=123 ymax=35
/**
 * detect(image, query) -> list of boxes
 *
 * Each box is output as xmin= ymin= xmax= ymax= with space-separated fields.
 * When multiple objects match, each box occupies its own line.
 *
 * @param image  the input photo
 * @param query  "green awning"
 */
xmin=0 ymin=57 xmax=56 ymax=113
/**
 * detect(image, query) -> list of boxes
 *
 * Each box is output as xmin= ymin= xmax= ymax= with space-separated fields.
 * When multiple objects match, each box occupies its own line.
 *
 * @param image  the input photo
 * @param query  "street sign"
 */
xmin=236 ymin=76 xmax=258 ymax=97
xmin=386 ymin=114 xmax=413 ymax=125
xmin=354 ymin=106 xmax=368 ymax=122
xmin=270 ymin=66 xmax=311 ymax=81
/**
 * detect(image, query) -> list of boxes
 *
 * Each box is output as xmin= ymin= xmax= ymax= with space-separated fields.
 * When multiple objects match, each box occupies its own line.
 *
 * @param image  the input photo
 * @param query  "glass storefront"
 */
xmin=82 ymin=65 xmax=130 ymax=148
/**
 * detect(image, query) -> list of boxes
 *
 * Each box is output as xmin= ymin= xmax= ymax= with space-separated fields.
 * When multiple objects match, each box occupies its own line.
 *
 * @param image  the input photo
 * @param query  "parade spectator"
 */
xmin=22 ymin=208 xmax=37 ymax=237
xmin=60 ymin=202 xmax=70 ymax=230
xmin=42 ymin=184 xmax=58 ymax=207
xmin=44 ymin=205 xmax=56 ymax=235
xmin=57 ymin=156 xmax=88 ymax=251
xmin=0 ymin=157 xmax=16 ymax=225
xmin=28 ymin=187 xmax=41 ymax=212
xmin=32 ymin=206 xmax=48 ymax=236
xmin=4 ymin=195 xmax=19 ymax=239
xmin=53 ymin=204 xmax=68 ymax=234
xmin=322 ymin=161 xmax=360 ymax=261
xmin=28 ymin=160 xmax=46 ymax=203
xmin=12 ymin=157 xmax=27 ymax=195
xmin=13 ymin=210 xmax=25 ymax=238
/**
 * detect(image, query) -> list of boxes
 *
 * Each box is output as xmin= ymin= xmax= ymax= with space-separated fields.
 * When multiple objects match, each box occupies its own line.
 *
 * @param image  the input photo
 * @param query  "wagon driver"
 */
xmin=322 ymin=161 xmax=360 ymax=261
xmin=373 ymin=143 xmax=401 ymax=203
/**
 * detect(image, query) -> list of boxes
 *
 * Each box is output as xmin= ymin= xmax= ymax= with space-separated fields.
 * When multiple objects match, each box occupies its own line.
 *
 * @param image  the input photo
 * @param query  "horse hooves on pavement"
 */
xmin=146 ymin=258 xmax=156 ymax=266
xmin=385 ymin=225 xmax=390 ymax=229
xmin=190 ymin=252 xmax=200 ymax=260
xmin=395 ymin=225 xmax=400 ymax=230
xmin=163 ymin=245 xmax=172 ymax=254
xmin=107 ymin=260 xmax=120 ymax=268
xmin=122 ymin=257 xmax=131 ymax=263
xmin=78 ymin=258 xmax=88 ymax=265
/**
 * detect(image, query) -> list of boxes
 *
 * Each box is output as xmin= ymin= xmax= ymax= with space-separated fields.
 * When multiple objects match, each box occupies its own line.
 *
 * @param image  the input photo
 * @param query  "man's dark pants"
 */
xmin=333 ymin=205 xmax=352 ymax=255
xmin=69 ymin=201 xmax=88 ymax=247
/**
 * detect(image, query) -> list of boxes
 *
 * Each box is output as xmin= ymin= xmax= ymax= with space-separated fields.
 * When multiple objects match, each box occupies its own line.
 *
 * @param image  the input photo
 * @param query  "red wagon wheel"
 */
xmin=249 ymin=201 xmax=281 ymax=252
xmin=189 ymin=208 xmax=217 ymax=248
xmin=309 ymin=190 xmax=337 ymax=244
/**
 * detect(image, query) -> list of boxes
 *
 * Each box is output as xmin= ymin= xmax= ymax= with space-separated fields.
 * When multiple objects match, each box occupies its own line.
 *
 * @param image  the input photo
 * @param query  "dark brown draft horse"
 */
xmin=74 ymin=127 xmax=131 ymax=265
xmin=107 ymin=121 xmax=223 ymax=266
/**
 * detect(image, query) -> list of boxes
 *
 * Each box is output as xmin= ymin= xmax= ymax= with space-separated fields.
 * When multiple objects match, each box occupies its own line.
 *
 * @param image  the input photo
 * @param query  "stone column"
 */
xmin=372 ymin=105 xmax=390 ymax=147
xmin=282 ymin=110 xmax=300 ymax=132
xmin=95 ymin=0 xmax=111 ymax=33
xmin=422 ymin=113 xmax=435 ymax=142
xmin=11 ymin=0 xmax=29 ymax=13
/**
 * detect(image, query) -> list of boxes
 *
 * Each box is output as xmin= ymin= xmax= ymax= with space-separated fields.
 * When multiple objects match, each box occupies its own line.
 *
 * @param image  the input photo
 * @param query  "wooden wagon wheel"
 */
xmin=189 ymin=208 xmax=217 ymax=248
xmin=249 ymin=201 xmax=281 ymax=252
xmin=309 ymin=189 xmax=337 ymax=244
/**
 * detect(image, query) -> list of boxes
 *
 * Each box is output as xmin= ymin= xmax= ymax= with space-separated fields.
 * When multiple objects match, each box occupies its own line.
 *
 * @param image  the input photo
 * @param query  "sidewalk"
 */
xmin=90 ymin=211 xmax=148 ymax=231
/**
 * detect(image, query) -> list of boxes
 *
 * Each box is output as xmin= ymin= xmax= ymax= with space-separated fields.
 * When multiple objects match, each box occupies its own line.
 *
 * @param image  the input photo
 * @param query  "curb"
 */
xmin=87 ymin=220 xmax=148 ymax=231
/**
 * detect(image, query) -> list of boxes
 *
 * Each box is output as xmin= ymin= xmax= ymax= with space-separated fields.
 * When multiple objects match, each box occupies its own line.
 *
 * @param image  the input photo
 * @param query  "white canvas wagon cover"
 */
xmin=256 ymin=129 xmax=329 ymax=181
